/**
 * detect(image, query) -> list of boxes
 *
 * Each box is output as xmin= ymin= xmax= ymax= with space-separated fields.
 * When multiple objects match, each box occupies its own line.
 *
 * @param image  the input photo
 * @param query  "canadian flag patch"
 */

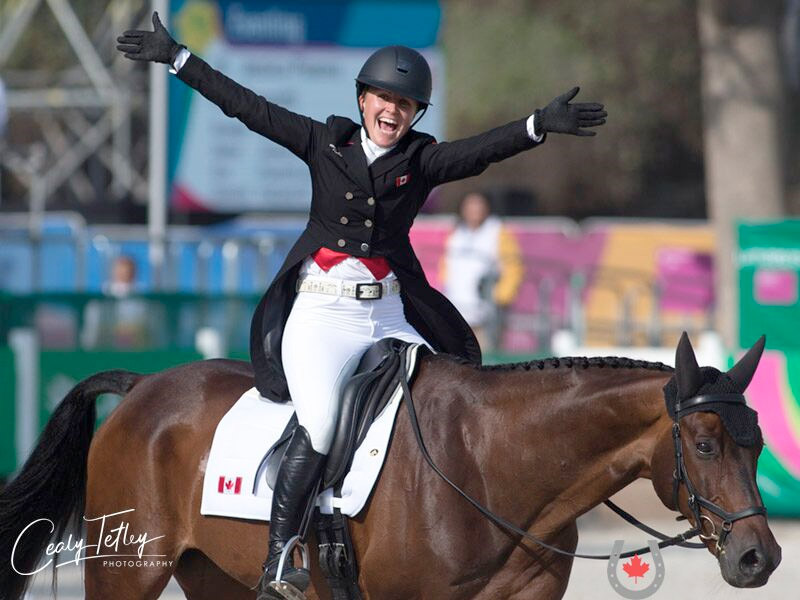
xmin=218 ymin=476 xmax=243 ymax=495
xmin=395 ymin=173 xmax=411 ymax=187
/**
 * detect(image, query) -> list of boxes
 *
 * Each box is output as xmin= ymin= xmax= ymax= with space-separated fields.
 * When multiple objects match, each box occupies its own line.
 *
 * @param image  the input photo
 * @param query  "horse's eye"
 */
xmin=696 ymin=441 xmax=715 ymax=455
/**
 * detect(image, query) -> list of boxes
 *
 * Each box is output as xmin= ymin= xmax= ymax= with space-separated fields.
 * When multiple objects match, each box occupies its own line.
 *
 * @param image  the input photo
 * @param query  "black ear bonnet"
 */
xmin=664 ymin=368 xmax=762 ymax=447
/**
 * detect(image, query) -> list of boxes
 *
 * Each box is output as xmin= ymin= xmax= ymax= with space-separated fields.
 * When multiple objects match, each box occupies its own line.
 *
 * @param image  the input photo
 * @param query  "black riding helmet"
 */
xmin=355 ymin=45 xmax=432 ymax=129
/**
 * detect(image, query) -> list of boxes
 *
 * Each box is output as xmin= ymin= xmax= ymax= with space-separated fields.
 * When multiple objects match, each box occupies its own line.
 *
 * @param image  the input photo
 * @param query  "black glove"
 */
xmin=116 ymin=11 xmax=184 ymax=65
xmin=534 ymin=87 xmax=607 ymax=137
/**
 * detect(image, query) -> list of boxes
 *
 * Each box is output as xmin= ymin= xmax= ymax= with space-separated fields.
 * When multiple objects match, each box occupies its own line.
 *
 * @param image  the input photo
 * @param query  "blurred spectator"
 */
xmin=103 ymin=254 xmax=138 ymax=297
xmin=81 ymin=255 xmax=160 ymax=349
xmin=440 ymin=191 xmax=524 ymax=351
xmin=33 ymin=304 xmax=78 ymax=349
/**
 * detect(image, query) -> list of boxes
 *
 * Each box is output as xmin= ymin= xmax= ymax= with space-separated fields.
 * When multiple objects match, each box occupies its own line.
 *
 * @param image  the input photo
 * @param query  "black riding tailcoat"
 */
xmin=177 ymin=55 xmax=544 ymax=402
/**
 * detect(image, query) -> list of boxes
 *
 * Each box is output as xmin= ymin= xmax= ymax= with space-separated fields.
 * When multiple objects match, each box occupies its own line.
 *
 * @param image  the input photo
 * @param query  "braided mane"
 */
xmin=442 ymin=354 xmax=674 ymax=373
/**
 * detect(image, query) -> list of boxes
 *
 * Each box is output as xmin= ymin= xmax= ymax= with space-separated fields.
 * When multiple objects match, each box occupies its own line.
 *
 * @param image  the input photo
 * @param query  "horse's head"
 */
xmin=650 ymin=332 xmax=781 ymax=587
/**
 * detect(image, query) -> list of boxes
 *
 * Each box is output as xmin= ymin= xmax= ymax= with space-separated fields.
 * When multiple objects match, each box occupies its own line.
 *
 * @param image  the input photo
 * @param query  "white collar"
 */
xmin=360 ymin=127 xmax=397 ymax=166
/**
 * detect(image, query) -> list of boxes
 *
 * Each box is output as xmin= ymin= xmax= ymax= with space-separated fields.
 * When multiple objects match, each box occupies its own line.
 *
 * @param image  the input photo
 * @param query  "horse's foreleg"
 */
xmin=500 ymin=522 xmax=578 ymax=600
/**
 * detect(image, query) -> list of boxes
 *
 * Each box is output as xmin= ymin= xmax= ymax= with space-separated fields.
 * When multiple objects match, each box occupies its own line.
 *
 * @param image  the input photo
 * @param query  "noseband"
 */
xmin=671 ymin=394 xmax=767 ymax=554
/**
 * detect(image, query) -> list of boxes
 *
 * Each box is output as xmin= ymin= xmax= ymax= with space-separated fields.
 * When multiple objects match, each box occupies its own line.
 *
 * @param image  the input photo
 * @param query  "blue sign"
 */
xmin=167 ymin=0 xmax=443 ymax=213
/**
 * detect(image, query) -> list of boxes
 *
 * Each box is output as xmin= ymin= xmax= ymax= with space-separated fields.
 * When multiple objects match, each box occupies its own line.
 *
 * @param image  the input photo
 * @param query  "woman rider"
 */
xmin=117 ymin=13 xmax=606 ymax=600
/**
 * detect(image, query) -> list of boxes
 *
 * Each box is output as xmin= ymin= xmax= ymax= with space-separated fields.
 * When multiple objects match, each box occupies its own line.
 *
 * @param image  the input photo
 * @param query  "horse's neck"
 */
xmin=465 ymin=365 xmax=671 ymax=536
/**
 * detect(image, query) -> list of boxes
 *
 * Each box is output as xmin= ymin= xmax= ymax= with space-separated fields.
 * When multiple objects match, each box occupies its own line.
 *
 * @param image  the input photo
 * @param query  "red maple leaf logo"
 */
xmin=622 ymin=554 xmax=650 ymax=583
xmin=225 ymin=479 xmax=233 ymax=490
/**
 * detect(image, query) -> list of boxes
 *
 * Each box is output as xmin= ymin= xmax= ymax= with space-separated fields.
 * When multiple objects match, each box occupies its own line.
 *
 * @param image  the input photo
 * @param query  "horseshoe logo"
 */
xmin=606 ymin=540 xmax=665 ymax=599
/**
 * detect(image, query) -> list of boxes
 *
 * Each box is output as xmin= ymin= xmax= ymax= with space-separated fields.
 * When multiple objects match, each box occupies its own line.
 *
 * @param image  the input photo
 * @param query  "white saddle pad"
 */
xmin=200 ymin=343 xmax=426 ymax=520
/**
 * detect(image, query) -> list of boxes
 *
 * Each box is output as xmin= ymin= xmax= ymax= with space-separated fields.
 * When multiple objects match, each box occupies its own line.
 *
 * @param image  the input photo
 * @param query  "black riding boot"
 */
xmin=257 ymin=426 xmax=326 ymax=600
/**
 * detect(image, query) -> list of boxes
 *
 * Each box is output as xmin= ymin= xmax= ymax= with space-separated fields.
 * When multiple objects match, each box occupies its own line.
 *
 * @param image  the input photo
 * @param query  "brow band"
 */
xmin=674 ymin=393 xmax=746 ymax=414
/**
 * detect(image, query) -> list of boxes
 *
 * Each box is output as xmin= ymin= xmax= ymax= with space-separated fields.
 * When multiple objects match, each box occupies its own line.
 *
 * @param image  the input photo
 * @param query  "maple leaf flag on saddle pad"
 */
xmin=218 ymin=476 xmax=242 ymax=495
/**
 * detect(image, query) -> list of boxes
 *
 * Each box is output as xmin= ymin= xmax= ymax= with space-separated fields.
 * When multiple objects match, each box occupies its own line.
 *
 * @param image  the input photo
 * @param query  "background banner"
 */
xmin=739 ymin=220 xmax=800 ymax=351
xmin=742 ymin=350 xmax=800 ymax=516
xmin=738 ymin=221 xmax=800 ymax=515
xmin=168 ymin=0 xmax=444 ymax=213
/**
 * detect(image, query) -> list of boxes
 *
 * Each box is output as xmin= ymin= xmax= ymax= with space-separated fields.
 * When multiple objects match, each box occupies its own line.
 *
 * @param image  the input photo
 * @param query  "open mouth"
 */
xmin=378 ymin=117 xmax=398 ymax=134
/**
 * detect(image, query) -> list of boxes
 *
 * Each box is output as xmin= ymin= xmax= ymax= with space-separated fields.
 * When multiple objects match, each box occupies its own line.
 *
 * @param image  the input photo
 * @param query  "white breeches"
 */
xmin=281 ymin=258 xmax=429 ymax=454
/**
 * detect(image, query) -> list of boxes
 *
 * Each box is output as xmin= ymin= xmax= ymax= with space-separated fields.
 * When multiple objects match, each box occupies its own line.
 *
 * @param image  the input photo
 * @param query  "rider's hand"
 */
xmin=534 ymin=87 xmax=607 ymax=137
xmin=116 ymin=11 xmax=184 ymax=65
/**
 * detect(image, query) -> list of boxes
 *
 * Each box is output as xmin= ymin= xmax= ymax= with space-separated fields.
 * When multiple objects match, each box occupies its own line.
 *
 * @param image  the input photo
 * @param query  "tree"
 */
xmin=698 ymin=0 xmax=787 ymax=346
xmin=441 ymin=0 xmax=705 ymax=218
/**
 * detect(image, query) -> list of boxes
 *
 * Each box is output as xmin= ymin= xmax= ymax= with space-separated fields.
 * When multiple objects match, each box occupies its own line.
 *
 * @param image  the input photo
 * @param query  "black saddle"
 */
xmin=255 ymin=337 xmax=413 ymax=494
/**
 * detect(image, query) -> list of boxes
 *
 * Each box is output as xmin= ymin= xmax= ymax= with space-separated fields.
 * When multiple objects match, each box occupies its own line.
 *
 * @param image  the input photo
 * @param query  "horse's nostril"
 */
xmin=739 ymin=548 xmax=763 ymax=575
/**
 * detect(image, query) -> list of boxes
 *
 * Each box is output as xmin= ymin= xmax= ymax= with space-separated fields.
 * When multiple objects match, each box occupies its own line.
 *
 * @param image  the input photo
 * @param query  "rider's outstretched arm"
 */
xmin=116 ymin=11 xmax=321 ymax=162
xmin=420 ymin=86 xmax=606 ymax=187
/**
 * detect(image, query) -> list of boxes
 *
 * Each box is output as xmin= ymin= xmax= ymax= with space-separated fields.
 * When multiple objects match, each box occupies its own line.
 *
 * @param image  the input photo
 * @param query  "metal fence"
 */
xmin=0 ymin=212 xmax=717 ymax=352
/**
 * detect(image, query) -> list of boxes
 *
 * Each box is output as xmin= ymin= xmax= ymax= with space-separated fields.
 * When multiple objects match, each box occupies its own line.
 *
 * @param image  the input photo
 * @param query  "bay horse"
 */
xmin=0 ymin=334 xmax=781 ymax=599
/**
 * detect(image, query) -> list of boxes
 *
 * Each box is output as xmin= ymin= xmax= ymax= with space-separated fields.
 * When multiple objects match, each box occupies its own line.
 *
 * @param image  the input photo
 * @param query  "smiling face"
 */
xmin=358 ymin=86 xmax=419 ymax=148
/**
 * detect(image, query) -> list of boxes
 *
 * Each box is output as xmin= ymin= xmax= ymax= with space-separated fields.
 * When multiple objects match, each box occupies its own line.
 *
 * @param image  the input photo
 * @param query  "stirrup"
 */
xmin=262 ymin=535 xmax=311 ymax=600
xmin=263 ymin=580 xmax=306 ymax=600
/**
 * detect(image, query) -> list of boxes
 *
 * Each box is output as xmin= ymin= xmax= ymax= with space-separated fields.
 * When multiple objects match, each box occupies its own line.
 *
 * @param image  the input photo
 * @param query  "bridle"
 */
xmin=670 ymin=393 xmax=767 ymax=555
xmin=399 ymin=353 xmax=767 ymax=560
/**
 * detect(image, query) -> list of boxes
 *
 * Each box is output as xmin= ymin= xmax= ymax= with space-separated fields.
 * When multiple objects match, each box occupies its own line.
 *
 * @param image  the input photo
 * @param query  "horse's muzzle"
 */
xmin=720 ymin=541 xmax=782 ymax=588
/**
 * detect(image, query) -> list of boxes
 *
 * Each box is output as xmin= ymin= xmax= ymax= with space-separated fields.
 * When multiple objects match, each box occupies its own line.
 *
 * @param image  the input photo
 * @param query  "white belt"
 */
xmin=297 ymin=276 xmax=401 ymax=300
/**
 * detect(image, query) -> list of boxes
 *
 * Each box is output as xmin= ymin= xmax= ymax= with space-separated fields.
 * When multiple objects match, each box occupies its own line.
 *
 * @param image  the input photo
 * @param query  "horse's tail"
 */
xmin=0 ymin=369 xmax=141 ymax=600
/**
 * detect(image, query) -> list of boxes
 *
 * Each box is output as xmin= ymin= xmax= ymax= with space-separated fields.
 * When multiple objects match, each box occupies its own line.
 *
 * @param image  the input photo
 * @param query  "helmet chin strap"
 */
xmin=410 ymin=105 xmax=428 ymax=129
xmin=356 ymin=83 xmax=367 ymax=131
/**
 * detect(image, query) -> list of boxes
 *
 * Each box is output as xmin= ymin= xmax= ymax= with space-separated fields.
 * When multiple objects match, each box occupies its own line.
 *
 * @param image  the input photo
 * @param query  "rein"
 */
xmin=398 ymin=356 xmax=764 ymax=560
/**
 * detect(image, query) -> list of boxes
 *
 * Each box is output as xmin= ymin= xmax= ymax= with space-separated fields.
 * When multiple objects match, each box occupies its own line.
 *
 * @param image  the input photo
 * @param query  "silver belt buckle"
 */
xmin=355 ymin=282 xmax=382 ymax=299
